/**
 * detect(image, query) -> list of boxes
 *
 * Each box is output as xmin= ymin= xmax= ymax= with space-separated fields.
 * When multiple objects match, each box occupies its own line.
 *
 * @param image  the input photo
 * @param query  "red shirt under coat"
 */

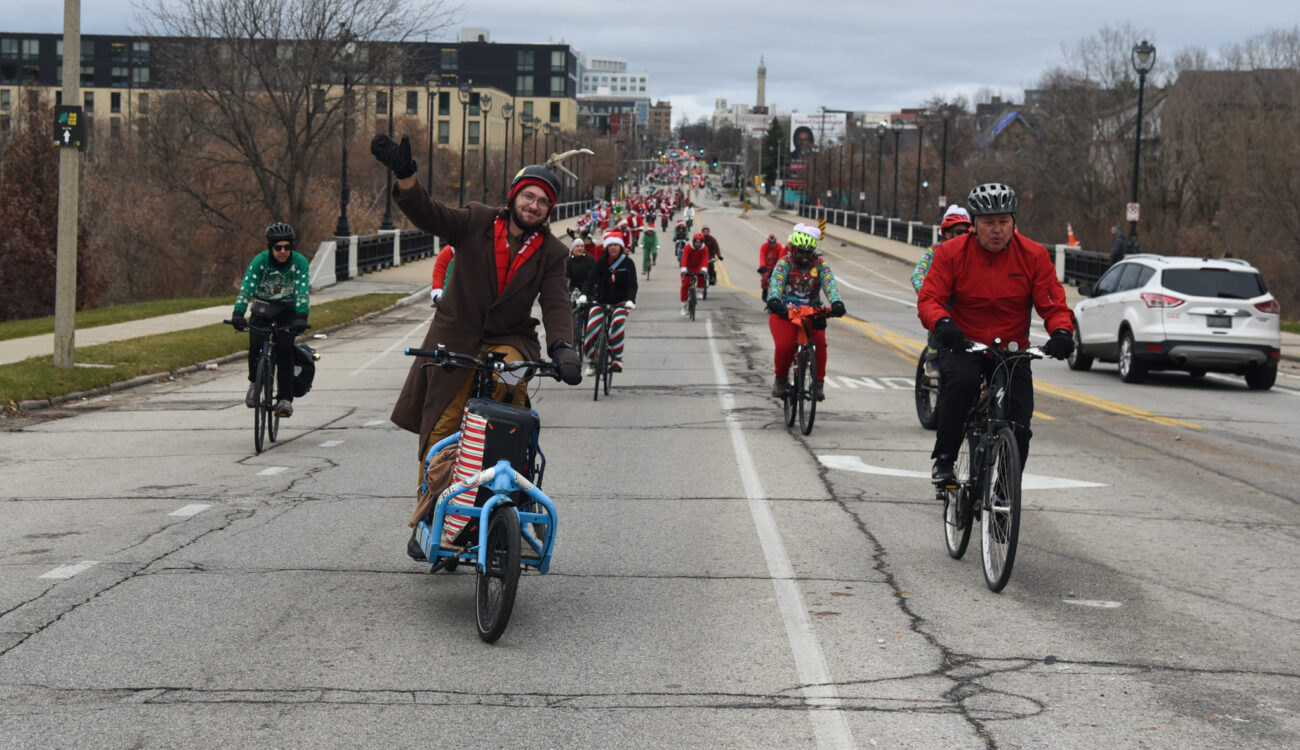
xmin=917 ymin=231 xmax=1073 ymax=349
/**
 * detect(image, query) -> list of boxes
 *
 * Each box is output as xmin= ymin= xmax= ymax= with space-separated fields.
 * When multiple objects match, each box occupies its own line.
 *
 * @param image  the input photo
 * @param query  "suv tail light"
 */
xmin=1141 ymin=292 xmax=1184 ymax=308
xmin=1255 ymin=298 xmax=1281 ymax=315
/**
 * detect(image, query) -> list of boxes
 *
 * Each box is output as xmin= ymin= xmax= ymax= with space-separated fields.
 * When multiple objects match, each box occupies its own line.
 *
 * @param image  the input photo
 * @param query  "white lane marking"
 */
xmin=706 ymin=319 xmax=854 ymax=750
xmin=818 ymin=455 xmax=1107 ymax=489
xmin=39 ymin=561 xmax=100 ymax=579
xmin=831 ymin=274 xmax=917 ymax=307
xmin=736 ymin=216 xmax=915 ymax=297
xmin=347 ymin=312 xmax=435 ymax=377
xmin=320 ymin=440 xmax=343 ymax=447
xmin=364 ymin=420 xmax=387 ymax=427
xmin=1064 ymin=599 xmax=1123 ymax=609
xmin=168 ymin=504 xmax=212 ymax=517
xmin=1207 ymin=372 xmax=1300 ymax=395
xmin=257 ymin=467 xmax=287 ymax=476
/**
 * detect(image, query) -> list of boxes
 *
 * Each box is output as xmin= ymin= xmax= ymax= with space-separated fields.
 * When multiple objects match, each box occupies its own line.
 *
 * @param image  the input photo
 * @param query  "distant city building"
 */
xmin=648 ymin=100 xmax=672 ymax=141
xmin=576 ymin=54 xmax=649 ymax=97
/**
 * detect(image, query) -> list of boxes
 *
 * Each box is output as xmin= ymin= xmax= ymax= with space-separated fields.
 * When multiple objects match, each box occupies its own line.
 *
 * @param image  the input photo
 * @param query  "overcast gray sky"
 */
xmin=9 ymin=0 xmax=1298 ymax=123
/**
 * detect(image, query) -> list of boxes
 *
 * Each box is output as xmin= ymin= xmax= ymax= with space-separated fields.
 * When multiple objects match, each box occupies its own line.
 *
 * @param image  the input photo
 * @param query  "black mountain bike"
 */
xmin=685 ymin=271 xmax=707 ymax=321
xmin=589 ymin=304 xmax=620 ymax=401
xmin=780 ymin=306 xmax=830 ymax=436
xmin=938 ymin=340 xmax=1043 ymax=592
xmin=225 ymin=319 xmax=305 ymax=454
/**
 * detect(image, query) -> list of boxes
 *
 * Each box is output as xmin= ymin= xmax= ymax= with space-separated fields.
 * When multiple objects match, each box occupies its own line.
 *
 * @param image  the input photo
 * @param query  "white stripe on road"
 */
xmin=168 ymin=503 xmax=212 ymax=517
xmin=364 ymin=420 xmax=387 ymax=427
xmin=257 ymin=466 xmax=288 ymax=476
xmin=347 ymin=313 xmax=435 ymax=377
xmin=39 ymin=561 xmax=99 ymax=579
xmin=818 ymin=454 xmax=1107 ymax=489
xmin=1064 ymin=599 xmax=1124 ymax=609
xmin=705 ymin=320 xmax=854 ymax=750
xmin=320 ymin=440 xmax=343 ymax=447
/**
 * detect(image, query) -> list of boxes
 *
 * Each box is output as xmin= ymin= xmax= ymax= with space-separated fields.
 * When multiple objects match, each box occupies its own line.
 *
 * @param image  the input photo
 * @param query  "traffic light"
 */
xmin=698 ymin=148 xmax=704 ymax=155
xmin=712 ymin=160 xmax=718 ymax=168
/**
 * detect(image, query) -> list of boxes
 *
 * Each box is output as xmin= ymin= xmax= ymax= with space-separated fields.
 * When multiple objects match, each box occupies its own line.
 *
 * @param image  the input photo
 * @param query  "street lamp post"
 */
xmin=891 ymin=122 xmax=902 ymax=219
xmin=1128 ymin=39 xmax=1156 ymax=253
xmin=857 ymin=120 xmax=867 ymax=213
xmin=479 ymin=93 xmax=493 ymax=203
xmin=424 ymin=75 xmax=438 ymax=197
xmin=457 ymin=80 xmax=472 ymax=206
xmin=912 ymin=117 xmax=924 ymax=222
xmin=543 ymin=121 xmax=553 ymax=160
xmin=500 ymin=100 xmax=514 ymax=201
xmin=875 ymin=123 xmax=886 ymax=216
xmin=939 ymin=108 xmax=950 ymax=207
xmin=333 ymin=36 xmax=356 ymax=237
xmin=529 ymin=116 xmax=539 ymax=163
xmin=380 ymin=82 xmax=396 ymax=230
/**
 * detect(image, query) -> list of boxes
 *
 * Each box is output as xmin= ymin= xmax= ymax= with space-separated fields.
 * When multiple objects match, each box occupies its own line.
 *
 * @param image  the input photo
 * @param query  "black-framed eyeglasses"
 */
xmin=273 ymin=243 xmax=292 ymax=250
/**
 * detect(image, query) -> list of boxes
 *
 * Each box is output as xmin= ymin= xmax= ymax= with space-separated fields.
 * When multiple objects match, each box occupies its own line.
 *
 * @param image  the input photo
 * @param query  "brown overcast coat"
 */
xmin=389 ymin=184 xmax=574 ymax=454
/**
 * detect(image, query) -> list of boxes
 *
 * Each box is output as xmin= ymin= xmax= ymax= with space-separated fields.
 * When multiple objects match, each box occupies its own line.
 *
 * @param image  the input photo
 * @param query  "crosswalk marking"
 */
xmin=39 ymin=561 xmax=99 ymax=580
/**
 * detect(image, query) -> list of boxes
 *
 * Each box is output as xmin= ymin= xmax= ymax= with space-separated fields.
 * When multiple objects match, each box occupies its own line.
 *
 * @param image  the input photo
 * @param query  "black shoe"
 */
xmin=812 ymin=381 xmax=825 ymax=401
xmin=407 ymin=528 xmax=426 ymax=561
xmin=771 ymin=377 xmax=788 ymax=399
xmin=245 ymin=381 xmax=257 ymax=408
xmin=932 ymin=457 xmax=957 ymax=486
xmin=274 ymin=399 xmax=293 ymax=418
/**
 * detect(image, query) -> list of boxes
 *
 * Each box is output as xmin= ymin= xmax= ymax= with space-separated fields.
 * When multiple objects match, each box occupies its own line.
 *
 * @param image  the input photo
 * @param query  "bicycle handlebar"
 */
xmin=224 ymin=319 xmax=310 ymax=335
xmin=965 ymin=341 xmax=1045 ymax=359
xmin=405 ymin=345 xmax=561 ymax=380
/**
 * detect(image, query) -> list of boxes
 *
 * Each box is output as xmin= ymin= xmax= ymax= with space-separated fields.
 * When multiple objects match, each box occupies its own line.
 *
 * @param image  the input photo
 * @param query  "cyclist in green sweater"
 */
xmin=641 ymin=225 xmax=659 ymax=271
xmin=230 ymin=222 xmax=311 ymax=418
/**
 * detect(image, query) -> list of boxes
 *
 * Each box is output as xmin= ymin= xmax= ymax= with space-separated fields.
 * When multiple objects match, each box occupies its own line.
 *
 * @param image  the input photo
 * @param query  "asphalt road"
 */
xmin=1 ymin=194 xmax=1297 ymax=749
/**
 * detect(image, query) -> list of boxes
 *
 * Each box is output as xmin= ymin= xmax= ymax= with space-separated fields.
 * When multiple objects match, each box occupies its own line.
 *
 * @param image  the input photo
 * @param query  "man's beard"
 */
xmin=510 ymin=202 xmax=546 ymax=233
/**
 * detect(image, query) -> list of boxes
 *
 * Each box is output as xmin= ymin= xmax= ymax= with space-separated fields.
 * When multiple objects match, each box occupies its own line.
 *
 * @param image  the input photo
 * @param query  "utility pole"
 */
xmin=54 ymin=0 xmax=82 ymax=368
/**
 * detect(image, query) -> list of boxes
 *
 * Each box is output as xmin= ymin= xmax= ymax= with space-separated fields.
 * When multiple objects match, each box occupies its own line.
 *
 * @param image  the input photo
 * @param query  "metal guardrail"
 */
xmin=794 ymin=203 xmax=1110 ymax=285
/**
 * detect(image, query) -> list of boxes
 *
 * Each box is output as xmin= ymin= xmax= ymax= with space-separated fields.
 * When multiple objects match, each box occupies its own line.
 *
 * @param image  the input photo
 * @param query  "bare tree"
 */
xmin=134 ymin=0 xmax=460 ymax=248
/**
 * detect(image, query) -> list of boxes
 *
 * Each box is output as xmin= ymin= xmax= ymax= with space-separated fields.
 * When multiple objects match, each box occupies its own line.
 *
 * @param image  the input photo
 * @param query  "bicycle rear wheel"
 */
xmin=603 ymin=349 xmax=613 ymax=396
xmin=981 ymin=426 xmax=1022 ymax=592
xmin=943 ymin=431 xmax=977 ymax=559
xmin=266 ymin=356 xmax=280 ymax=444
xmin=914 ymin=351 xmax=939 ymax=430
xmin=253 ymin=352 xmax=271 ymax=454
xmin=476 ymin=505 xmax=521 ymax=643
xmin=592 ymin=327 xmax=607 ymax=402
xmin=797 ymin=343 xmax=817 ymax=436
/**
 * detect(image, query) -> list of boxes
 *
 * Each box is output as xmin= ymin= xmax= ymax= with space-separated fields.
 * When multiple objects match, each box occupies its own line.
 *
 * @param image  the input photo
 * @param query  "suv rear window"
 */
xmin=1161 ymin=269 xmax=1267 ymax=299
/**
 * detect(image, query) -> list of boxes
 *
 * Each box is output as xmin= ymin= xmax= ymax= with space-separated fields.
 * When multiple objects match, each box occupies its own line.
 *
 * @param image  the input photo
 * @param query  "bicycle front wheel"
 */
xmin=476 ymin=505 xmax=521 ymax=643
xmin=592 ymin=327 xmax=607 ymax=402
xmin=253 ymin=352 xmax=271 ymax=454
xmin=798 ymin=343 xmax=817 ymax=436
xmin=915 ymin=351 xmax=939 ymax=430
xmin=981 ymin=426 xmax=1022 ymax=592
xmin=943 ymin=431 xmax=977 ymax=559
xmin=266 ymin=356 xmax=280 ymax=444
xmin=688 ymin=284 xmax=697 ymax=321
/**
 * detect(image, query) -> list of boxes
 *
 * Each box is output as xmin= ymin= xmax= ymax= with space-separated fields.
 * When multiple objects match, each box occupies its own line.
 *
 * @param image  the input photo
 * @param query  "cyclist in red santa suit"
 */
xmin=679 ymin=232 xmax=709 ymax=316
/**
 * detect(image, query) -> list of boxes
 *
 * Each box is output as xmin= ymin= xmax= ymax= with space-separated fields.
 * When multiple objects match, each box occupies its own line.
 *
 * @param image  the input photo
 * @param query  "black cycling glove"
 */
xmin=766 ymin=298 xmax=786 ymax=316
xmin=550 ymin=342 xmax=582 ymax=385
xmin=1045 ymin=328 xmax=1074 ymax=360
xmin=933 ymin=317 xmax=965 ymax=350
xmin=370 ymin=134 xmax=418 ymax=179
xmin=230 ymin=311 xmax=247 ymax=332
xmin=830 ymin=300 xmax=846 ymax=318
xmin=289 ymin=315 xmax=309 ymax=335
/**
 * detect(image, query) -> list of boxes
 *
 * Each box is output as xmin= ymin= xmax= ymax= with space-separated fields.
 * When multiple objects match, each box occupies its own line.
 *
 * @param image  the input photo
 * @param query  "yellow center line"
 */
xmin=715 ymin=260 xmax=1199 ymax=430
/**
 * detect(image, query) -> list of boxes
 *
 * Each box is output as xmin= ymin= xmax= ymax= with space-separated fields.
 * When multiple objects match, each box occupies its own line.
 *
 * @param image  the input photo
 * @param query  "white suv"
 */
xmin=1068 ymin=254 xmax=1281 ymax=389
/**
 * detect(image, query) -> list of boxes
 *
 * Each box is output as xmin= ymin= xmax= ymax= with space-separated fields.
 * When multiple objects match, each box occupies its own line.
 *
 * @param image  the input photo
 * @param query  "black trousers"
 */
xmin=248 ymin=306 xmax=297 ymax=401
xmin=932 ymin=348 xmax=1035 ymax=466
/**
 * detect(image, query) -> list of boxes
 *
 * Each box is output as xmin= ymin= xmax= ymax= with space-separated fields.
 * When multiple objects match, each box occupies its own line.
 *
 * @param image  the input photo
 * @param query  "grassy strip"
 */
xmin=0 ymin=295 xmax=233 ymax=342
xmin=1 ymin=293 xmax=404 ymax=406
xmin=1283 ymin=319 xmax=1300 ymax=336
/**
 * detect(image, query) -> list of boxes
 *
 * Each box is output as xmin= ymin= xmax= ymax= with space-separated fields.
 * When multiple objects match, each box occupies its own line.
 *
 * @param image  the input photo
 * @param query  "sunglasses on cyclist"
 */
xmin=273 ymin=243 xmax=292 ymax=250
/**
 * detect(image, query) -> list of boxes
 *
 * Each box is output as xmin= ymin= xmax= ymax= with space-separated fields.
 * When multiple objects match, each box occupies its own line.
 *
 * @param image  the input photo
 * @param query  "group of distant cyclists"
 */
xmin=227 ymin=123 xmax=1073 ymax=556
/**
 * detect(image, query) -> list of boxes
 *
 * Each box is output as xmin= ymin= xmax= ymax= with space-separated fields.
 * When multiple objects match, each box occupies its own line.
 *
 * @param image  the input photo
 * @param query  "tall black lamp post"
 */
xmin=857 ymin=119 xmax=867 ymax=213
xmin=1128 ymin=39 xmax=1156 ymax=253
xmin=479 ymin=93 xmax=493 ymax=203
xmin=457 ymin=80 xmax=472 ymax=206
xmin=543 ymin=121 xmax=553 ymax=159
xmin=380 ymin=82 xmax=396 ymax=230
xmin=874 ymin=123 xmax=886 ymax=216
xmin=939 ymin=107 xmax=951 ymax=207
xmin=500 ymin=100 xmax=514 ymax=201
xmin=333 ymin=36 xmax=356 ymax=237
xmin=890 ymin=121 xmax=902 ymax=219
xmin=424 ymin=75 xmax=438 ymax=196
xmin=911 ymin=115 xmax=925 ymax=222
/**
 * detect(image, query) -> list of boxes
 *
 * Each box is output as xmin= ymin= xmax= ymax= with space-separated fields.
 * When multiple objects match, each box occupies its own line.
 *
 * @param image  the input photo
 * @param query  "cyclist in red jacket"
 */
xmin=917 ymin=183 xmax=1075 ymax=484
xmin=679 ymin=232 xmax=709 ymax=316
xmin=757 ymin=233 xmax=785 ymax=297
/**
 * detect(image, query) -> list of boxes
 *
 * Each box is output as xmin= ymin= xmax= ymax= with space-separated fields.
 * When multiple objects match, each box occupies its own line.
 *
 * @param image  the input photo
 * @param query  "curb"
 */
xmin=10 ymin=292 xmax=427 ymax=415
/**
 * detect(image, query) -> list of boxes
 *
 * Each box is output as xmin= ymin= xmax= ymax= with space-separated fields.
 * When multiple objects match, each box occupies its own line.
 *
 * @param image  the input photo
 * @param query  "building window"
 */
xmin=551 ymin=50 xmax=565 ymax=70
xmin=138 ymin=92 xmax=148 ymax=113
xmin=1 ymin=39 xmax=17 ymax=60
xmin=55 ymin=90 xmax=62 ymax=106
xmin=549 ymin=101 xmax=560 ymax=123
xmin=0 ymin=89 xmax=10 ymax=110
xmin=468 ymin=120 xmax=480 ymax=145
xmin=639 ymin=85 xmax=646 ymax=92
xmin=83 ymin=91 xmax=93 ymax=111
xmin=132 ymin=41 xmax=149 ymax=62
xmin=516 ymin=75 xmax=533 ymax=96
xmin=437 ymin=120 xmax=449 ymax=144
xmin=406 ymin=90 xmax=418 ymax=114
xmin=550 ymin=76 xmax=564 ymax=96
xmin=469 ymin=92 xmax=480 ymax=117
xmin=81 ymin=65 xmax=93 ymax=86
xmin=375 ymin=90 xmax=387 ymax=115
xmin=111 ymin=67 xmax=128 ymax=87
xmin=438 ymin=90 xmax=449 ymax=116
xmin=132 ymin=67 xmax=148 ymax=86
xmin=522 ymin=100 xmax=533 ymax=118
xmin=110 ymin=41 xmax=127 ymax=61
xmin=110 ymin=91 xmax=121 ymax=113
xmin=516 ymin=50 xmax=533 ymax=72
xmin=21 ymin=39 xmax=39 ymax=60
xmin=82 ymin=40 xmax=94 ymax=61
xmin=313 ymin=88 xmax=325 ymax=113
xmin=441 ymin=48 xmax=457 ymax=71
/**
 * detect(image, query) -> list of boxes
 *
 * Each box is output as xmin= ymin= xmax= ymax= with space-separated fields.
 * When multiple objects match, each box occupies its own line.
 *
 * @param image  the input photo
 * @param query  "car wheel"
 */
xmin=1245 ymin=361 xmax=1277 ymax=390
xmin=1118 ymin=330 xmax=1147 ymax=384
xmin=1067 ymin=325 xmax=1093 ymax=371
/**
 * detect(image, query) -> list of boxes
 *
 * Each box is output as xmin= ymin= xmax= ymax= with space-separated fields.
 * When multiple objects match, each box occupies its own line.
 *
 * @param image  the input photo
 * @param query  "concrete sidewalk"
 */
xmin=767 ymin=210 xmax=1300 ymax=361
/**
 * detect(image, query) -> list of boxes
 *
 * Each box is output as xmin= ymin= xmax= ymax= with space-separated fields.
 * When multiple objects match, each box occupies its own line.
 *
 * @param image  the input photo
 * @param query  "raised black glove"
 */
xmin=757 ymin=266 xmax=767 ymax=275
xmin=289 ymin=315 xmax=309 ymax=335
xmin=1045 ymin=328 xmax=1074 ymax=360
xmin=551 ymin=342 xmax=582 ymax=385
xmin=933 ymin=317 xmax=965 ymax=350
xmin=830 ymin=300 xmax=846 ymax=318
xmin=230 ymin=311 xmax=247 ymax=331
xmin=766 ymin=298 xmax=786 ymax=315
xmin=370 ymin=134 xmax=417 ymax=179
